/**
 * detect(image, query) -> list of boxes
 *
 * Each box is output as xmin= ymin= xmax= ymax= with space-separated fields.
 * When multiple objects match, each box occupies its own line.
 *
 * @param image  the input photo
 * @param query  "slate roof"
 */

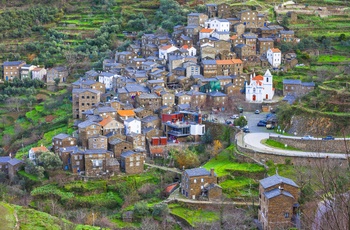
xmin=8 ymin=158 xmax=23 ymax=166
xmin=53 ymin=133 xmax=70 ymax=140
xmin=96 ymin=106 xmax=116 ymax=113
xmin=141 ymin=115 xmax=158 ymax=123
xmin=0 ymin=156 xmax=11 ymax=163
xmin=260 ymin=174 xmax=298 ymax=189
xmin=264 ymin=188 xmax=294 ymax=199
xmin=3 ymin=61 xmax=25 ymax=66
xmin=185 ymin=168 xmax=216 ymax=177
xmin=282 ymin=94 xmax=296 ymax=104
xmin=301 ymin=82 xmax=315 ymax=87
xmin=121 ymin=150 xmax=136 ymax=158
xmin=125 ymin=117 xmax=136 ymax=123
xmin=208 ymin=91 xmax=227 ymax=97
xmin=258 ymin=38 xmax=274 ymax=42
xmin=72 ymin=88 xmax=100 ymax=95
xmin=78 ymin=120 xmax=100 ymax=129
xmin=109 ymin=138 xmax=125 ymax=145
xmin=59 ymin=146 xmax=83 ymax=154
xmin=84 ymin=149 xmax=109 ymax=155
xmin=202 ymin=60 xmax=217 ymax=65
xmin=280 ymin=30 xmax=295 ymax=34
xmin=283 ymin=79 xmax=302 ymax=85
xmin=99 ymin=72 xmax=115 ymax=77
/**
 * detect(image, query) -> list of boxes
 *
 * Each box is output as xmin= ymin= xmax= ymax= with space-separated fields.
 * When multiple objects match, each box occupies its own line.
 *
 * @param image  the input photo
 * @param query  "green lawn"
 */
xmin=203 ymin=146 xmax=265 ymax=177
xmin=317 ymin=54 xmax=350 ymax=63
xmin=262 ymin=139 xmax=301 ymax=151
xmin=169 ymin=204 xmax=219 ymax=227
xmin=220 ymin=177 xmax=258 ymax=198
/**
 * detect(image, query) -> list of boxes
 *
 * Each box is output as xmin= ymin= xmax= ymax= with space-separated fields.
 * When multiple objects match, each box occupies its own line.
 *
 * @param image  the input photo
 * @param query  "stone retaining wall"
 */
xmin=270 ymin=136 xmax=350 ymax=153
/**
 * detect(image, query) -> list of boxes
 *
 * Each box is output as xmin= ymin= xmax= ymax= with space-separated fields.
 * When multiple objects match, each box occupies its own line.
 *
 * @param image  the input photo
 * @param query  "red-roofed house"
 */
xmin=181 ymin=45 xmax=197 ymax=56
xmin=99 ymin=116 xmax=124 ymax=135
xmin=267 ymin=48 xmax=282 ymax=68
xmin=29 ymin=145 xmax=49 ymax=163
xmin=159 ymin=44 xmax=178 ymax=60
xmin=199 ymin=28 xmax=214 ymax=39
xmin=245 ymin=70 xmax=274 ymax=102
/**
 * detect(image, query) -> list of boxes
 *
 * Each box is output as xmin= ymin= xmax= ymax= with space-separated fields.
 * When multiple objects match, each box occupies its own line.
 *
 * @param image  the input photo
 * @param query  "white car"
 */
xmin=230 ymin=114 xmax=239 ymax=119
xmin=301 ymin=135 xmax=313 ymax=140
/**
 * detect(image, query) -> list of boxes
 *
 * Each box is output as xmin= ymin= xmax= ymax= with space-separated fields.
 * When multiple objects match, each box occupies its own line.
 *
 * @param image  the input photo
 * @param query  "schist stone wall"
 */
xmin=270 ymin=136 xmax=350 ymax=154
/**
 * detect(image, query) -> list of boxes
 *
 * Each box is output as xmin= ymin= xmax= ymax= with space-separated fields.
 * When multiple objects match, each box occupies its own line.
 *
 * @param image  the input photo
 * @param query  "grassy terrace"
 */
xmin=262 ymin=139 xmax=301 ymax=151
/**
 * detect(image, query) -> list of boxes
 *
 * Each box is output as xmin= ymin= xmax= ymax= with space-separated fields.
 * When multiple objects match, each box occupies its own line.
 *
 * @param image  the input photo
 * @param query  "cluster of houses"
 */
xmin=2 ymin=60 xmax=68 ymax=83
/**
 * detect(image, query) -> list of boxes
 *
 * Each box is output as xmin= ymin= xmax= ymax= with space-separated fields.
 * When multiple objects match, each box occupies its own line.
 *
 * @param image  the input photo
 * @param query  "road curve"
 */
xmin=238 ymin=132 xmax=348 ymax=159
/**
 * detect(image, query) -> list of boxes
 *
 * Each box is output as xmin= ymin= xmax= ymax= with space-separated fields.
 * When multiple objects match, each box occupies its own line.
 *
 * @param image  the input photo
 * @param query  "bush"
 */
xmin=133 ymin=201 xmax=149 ymax=220
xmin=152 ymin=203 xmax=169 ymax=219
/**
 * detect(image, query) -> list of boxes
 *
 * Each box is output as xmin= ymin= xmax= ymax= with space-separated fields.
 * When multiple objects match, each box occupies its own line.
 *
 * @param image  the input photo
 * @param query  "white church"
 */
xmin=245 ymin=69 xmax=274 ymax=103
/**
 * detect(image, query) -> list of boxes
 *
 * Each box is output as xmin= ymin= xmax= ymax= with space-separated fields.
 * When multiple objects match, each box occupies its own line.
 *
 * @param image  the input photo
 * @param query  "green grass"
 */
xmin=317 ymin=54 xmax=350 ymax=63
xmin=262 ymin=139 xmax=301 ymax=151
xmin=0 ymin=202 xmax=16 ymax=229
xmin=203 ymin=146 xmax=265 ymax=177
xmin=169 ymin=204 xmax=219 ymax=227
xmin=220 ymin=177 xmax=258 ymax=198
xmin=18 ymin=170 xmax=40 ymax=182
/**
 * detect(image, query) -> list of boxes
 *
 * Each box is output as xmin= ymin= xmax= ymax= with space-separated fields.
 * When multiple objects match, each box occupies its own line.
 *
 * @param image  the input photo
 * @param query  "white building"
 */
xmin=98 ymin=72 xmax=117 ymax=91
xmin=245 ymin=69 xmax=274 ymax=102
xmin=32 ymin=67 xmax=47 ymax=81
xmin=28 ymin=145 xmax=49 ymax=163
xmin=124 ymin=118 xmax=141 ymax=135
xmin=181 ymin=45 xmax=197 ymax=56
xmin=267 ymin=48 xmax=282 ymax=68
xmin=205 ymin=18 xmax=230 ymax=32
xmin=159 ymin=44 xmax=178 ymax=60
xmin=211 ymin=31 xmax=230 ymax=41
xmin=199 ymin=28 xmax=214 ymax=39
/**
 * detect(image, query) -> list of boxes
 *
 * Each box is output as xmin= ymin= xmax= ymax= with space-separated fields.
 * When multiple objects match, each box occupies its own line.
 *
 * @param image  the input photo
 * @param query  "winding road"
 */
xmin=237 ymin=132 xmax=349 ymax=159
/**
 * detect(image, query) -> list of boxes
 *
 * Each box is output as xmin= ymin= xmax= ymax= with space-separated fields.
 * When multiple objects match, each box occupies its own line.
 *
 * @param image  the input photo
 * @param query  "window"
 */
xmin=76 ymin=161 xmax=80 ymax=166
xmin=74 ymin=156 xmax=78 ymax=160
xmin=194 ymin=179 xmax=197 ymax=183
xmin=130 ymin=157 xmax=134 ymax=161
xmin=284 ymin=213 xmax=289 ymax=218
xmin=130 ymin=162 xmax=134 ymax=167
xmin=201 ymin=178 xmax=204 ymax=182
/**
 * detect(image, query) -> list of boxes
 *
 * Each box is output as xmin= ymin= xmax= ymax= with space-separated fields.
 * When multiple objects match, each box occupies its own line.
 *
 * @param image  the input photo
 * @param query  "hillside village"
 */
xmin=0 ymin=1 xmax=350 ymax=229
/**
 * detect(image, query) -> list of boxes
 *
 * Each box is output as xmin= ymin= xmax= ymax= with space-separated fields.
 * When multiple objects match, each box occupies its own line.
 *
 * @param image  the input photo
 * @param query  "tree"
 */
xmin=170 ymin=148 xmax=200 ymax=169
xmin=54 ymin=78 xmax=60 ymax=87
xmin=201 ymin=128 xmax=213 ymax=144
xmin=133 ymin=201 xmax=149 ymax=220
xmin=339 ymin=33 xmax=346 ymax=41
xmin=152 ymin=203 xmax=169 ymax=219
xmin=212 ymin=140 xmax=223 ymax=159
xmin=37 ymin=151 xmax=62 ymax=170
xmin=234 ymin=116 xmax=247 ymax=128
xmin=281 ymin=15 xmax=289 ymax=27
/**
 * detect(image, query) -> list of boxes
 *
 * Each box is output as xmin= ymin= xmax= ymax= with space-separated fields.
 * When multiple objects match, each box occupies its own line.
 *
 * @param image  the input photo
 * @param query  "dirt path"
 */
xmin=14 ymin=209 xmax=20 ymax=230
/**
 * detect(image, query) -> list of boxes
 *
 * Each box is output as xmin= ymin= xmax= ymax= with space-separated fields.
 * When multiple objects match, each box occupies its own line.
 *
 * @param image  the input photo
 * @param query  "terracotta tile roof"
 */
xmin=232 ymin=59 xmax=243 ymax=64
xmin=181 ymin=45 xmax=189 ymax=49
xmin=30 ymin=146 xmax=49 ymax=153
xmin=200 ymin=28 xmax=214 ymax=33
xmin=32 ymin=67 xmax=43 ymax=71
xmin=253 ymin=75 xmax=264 ymax=81
xmin=160 ymin=45 xmax=173 ymax=50
xmin=117 ymin=110 xmax=135 ymax=117
xmin=164 ymin=182 xmax=179 ymax=194
xmin=216 ymin=60 xmax=233 ymax=65
xmin=230 ymin=35 xmax=238 ymax=40
xmin=150 ymin=147 xmax=164 ymax=155
xmin=270 ymin=48 xmax=281 ymax=53
xmin=99 ymin=115 xmax=113 ymax=126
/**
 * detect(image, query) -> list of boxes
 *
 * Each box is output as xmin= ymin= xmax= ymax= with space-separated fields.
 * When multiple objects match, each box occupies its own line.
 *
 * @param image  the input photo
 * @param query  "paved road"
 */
xmin=238 ymin=132 xmax=349 ymax=159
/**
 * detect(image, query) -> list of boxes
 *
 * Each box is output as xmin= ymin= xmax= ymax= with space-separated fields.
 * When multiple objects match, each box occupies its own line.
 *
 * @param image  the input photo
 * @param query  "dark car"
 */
xmin=257 ymin=121 xmax=267 ymax=126
xmin=243 ymin=127 xmax=250 ymax=133
xmin=322 ymin=135 xmax=335 ymax=140
xmin=225 ymin=120 xmax=232 ymax=125
xmin=255 ymin=110 xmax=260 ymax=114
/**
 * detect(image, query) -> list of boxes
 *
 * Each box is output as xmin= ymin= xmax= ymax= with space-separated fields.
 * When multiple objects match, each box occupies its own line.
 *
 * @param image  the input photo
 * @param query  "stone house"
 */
xmin=282 ymin=79 xmax=315 ymax=104
xmin=83 ymin=149 xmax=115 ymax=177
xmin=78 ymin=120 xmax=101 ymax=148
xmin=187 ymin=13 xmax=208 ymax=27
xmin=3 ymin=60 xmax=26 ymax=81
xmin=243 ymin=33 xmax=258 ymax=53
xmin=88 ymin=135 xmax=107 ymax=150
xmin=85 ymin=69 xmax=99 ymax=80
xmin=217 ymin=3 xmax=231 ymax=18
xmin=181 ymin=168 xmax=220 ymax=200
xmin=230 ymin=35 xmax=245 ymax=47
xmin=257 ymin=38 xmax=274 ymax=55
xmin=0 ymin=156 xmax=23 ymax=181
xmin=124 ymin=118 xmax=141 ymax=135
xmin=187 ymin=90 xmax=207 ymax=109
xmin=115 ymin=51 xmax=137 ymax=65
xmin=160 ymin=91 xmax=175 ymax=107
xmin=201 ymin=60 xmax=217 ymax=78
xmin=108 ymin=138 xmax=133 ymax=160
xmin=216 ymin=76 xmax=233 ymax=90
xmin=47 ymin=66 xmax=68 ymax=84
xmin=28 ymin=145 xmax=49 ymax=163
xmin=141 ymin=115 xmax=161 ymax=129
xmin=93 ymin=106 xmax=117 ymax=119
xmin=258 ymin=174 xmax=299 ymax=230
xmin=200 ymin=45 xmax=216 ymax=61
xmin=72 ymin=79 xmax=106 ymax=94
xmin=99 ymin=116 xmax=124 ymax=135
xmin=134 ymin=93 xmax=162 ymax=111
xmin=72 ymin=88 xmax=101 ymax=119
xmin=183 ymin=61 xmax=200 ymax=78
xmin=120 ymin=150 xmax=144 ymax=174
xmin=32 ymin=67 xmax=47 ymax=81
xmin=235 ymin=44 xmax=255 ymax=59
xmin=58 ymin=146 xmax=84 ymax=172
xmin=238 ymin=10 xmax=266 ymax=29
xmin=177 ymin=34 xmax=194 ymax=48
xmin=211 ymin=31 xmax=230 ymax=41
xmin=207 ymin=91 xmax=228 ymax=108
xmin=52 ymin=133 xmax=77 ymax=154
xmin=232 ymin=23 xmax=245 ymax=37
xmin=175 ymin=91 xmax=191 ymax=105
xmin=206 ymin=3 xmax=218 ymax=18
xmin=134 ymin=107 xmax=154 ymax=119
xmin=279 ymin=30 xmax=295 ymax=43
xmin=126 ymin=133 xmax=146 ymax=149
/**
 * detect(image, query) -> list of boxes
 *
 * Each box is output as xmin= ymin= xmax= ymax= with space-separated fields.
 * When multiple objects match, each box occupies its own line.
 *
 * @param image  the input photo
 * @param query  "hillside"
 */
xmin=0 ymin=201 xmax=98 ymax=230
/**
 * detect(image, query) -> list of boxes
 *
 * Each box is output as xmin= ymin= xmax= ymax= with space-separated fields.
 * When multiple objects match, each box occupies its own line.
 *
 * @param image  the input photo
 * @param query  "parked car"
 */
xmin=257 ymin=121 xmax=267 ymax=127
xmin=243 ymin=127 xmax=250 ymax=133
xmin=255 ymin=110 xmax=260 ymax=114
xmin=230 ymin=114 xmax=239 ymax=119
xmin=301 ymin=135 xmax=314 ymax=140
xmin=225 ymin=120 xmax=232 ymax=125
xmin=322 ymin=135 xmax=335 ymax=140
xmin=239 ymin=108 xmax=243 ymax=113
xmin=266 ymin=124 xmax=275 ymax=130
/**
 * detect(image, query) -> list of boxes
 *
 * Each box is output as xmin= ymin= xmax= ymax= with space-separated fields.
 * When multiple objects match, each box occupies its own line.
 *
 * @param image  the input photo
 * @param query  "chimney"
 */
xmin=210 ymin=168 xmax=215 ymax=177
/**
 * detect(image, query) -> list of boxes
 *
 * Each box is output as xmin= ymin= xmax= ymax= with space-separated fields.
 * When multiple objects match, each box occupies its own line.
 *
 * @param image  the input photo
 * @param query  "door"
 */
xmin=252 ymin=95 xmax=256 ymax=101
xmin=266 ymin=94 xmax=268 ymax=99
